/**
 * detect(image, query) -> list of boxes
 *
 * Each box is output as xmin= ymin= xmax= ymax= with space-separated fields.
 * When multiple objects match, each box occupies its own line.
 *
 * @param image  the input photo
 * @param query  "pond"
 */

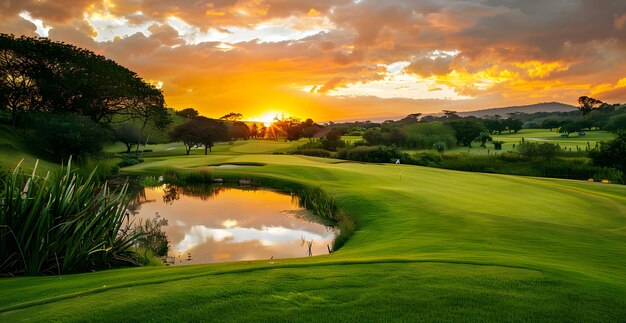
xmin=129 ymin=184 xmax=336 ymax=265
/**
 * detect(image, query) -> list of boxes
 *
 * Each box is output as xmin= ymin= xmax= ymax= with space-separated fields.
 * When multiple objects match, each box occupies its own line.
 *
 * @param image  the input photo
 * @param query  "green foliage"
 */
xmin=447 ymin=119 xmax=486 ymax=147
xmin=401 ymin=122 xmax=456 ymax=149
xmin=117 ymin=155 xmax=143 ymax=168
xmin=432 ymin=141 xmax=446 ymax=153
xmin=227 ymin=121 xmax=251 ymax=140
xmin=411 ymin=151 xmax=443 ymax=166
xmin=0 ymin=34 xmax=164 ymax=125
xmin=27 ymin=113 xmax=112 ymax=159
xmin=290 ymin=148 xmax=333 ymax=158
xmin=517 ymin=142 xmax=560 ymax=161
xmin=337 ymin=146 xmax=408 ymax=163
xmin=476 ymin=132 xmax=493 ymax=148
xmin=589 ymin=131 xmax=626 ymax=176
xmin=320 ymin=129 xmax=346 ymax=151
xmin=170 ymin=118 xmax=228 ymax=155
xmin=363 ymin=128 xmax=385 ymax=145
xmin=0 ymin=160 xmax=141 ymax=275
xmin=604 ymin=114 xmax=626 ymax=131
xmin=114 ymin=123 xmax=145 ymax=153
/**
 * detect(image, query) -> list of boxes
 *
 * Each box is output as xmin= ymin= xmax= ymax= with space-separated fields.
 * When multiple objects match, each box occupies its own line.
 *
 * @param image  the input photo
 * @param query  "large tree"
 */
xmin=0 ymin=34 xmax=162 ymax=124
xmin=447 ymin=119 xmax=486 ymax=147
xmin=114 ymin=123 xmax=145 ymax=153
xmin=127 ymin=86 xmax=171 ymax=153
xmin=170 ymin=122 xmax=199 ymax=155
xmin=194 ymin=117 xmax=228 ymax=154
xmin=578 ymin=96 xmax=604 ymax=116
xmin=170 ymin=117 xmax=228 ymax=155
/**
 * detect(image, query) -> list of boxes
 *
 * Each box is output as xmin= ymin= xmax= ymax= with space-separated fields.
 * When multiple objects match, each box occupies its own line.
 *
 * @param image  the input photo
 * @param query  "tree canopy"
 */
xmin=0 ymin=34 xmax=165 ymax=125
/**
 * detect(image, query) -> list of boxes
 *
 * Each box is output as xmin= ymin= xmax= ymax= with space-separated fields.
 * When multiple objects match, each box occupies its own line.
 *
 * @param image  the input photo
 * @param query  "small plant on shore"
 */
xmin=0 ymin=159 xmax=142 ymax=275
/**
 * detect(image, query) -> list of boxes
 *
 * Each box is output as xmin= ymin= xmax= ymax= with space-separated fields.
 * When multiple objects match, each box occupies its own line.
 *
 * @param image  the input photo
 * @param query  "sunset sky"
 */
xmin=1 ymin=0 xmax=625 ymax=122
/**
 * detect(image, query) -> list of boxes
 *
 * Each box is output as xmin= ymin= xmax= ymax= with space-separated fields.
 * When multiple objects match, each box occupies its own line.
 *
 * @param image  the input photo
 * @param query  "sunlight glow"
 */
xmin=254 ymin=112 xmax=284 ymax=127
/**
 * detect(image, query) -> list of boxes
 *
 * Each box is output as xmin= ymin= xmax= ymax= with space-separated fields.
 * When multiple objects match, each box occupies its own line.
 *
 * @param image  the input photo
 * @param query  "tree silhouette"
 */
xmin=176 ymin=107 xmax=199 ymax=119
xmin=219 ymin=112 xmax=243 ymax=121
xmin=0 ymin=34 xmax=163 ymax=124
xmin=578 ymin=96 xmax=604 ymax=116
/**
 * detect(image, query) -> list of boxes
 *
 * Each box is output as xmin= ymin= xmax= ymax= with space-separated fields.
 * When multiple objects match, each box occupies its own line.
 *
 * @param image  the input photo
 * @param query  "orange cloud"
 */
xmin=1 ymin=0 xmax=625 ymax=122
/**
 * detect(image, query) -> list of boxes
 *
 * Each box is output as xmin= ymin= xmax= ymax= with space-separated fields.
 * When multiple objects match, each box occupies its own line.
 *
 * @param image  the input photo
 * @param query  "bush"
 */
xmin=118 ymin=155 xmax=144 ymax=168
xmin=297 ymin=140 xmax=324 ymax=150
xmin=518 ymin=142 xmax=560 ymax=161
xmin=27 ymin=113 xmax=112 ymax=159
xmin=337 ymin=146 xmax=408 ymax=163
xmin=411 ymin=151 xmax=443 ymax=166
xmin=589 ymin=131 xmax=626 ymax=176
xmin=0 ymin=160 xmax=141 ymax=275
xmin=291 ymin=149 xmax=333 ymax=158
xmin=433 ymin=141 xmax=446 ymax=153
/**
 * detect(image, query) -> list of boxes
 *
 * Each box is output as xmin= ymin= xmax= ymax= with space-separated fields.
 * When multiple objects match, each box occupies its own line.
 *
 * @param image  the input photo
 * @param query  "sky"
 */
xmin=1 ymin=0 xmax=625 ymax=122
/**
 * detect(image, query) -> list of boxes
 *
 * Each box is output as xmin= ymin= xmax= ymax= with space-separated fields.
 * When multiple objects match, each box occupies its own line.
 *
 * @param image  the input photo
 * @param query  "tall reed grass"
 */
xmin=0 ymin=160 xmax=141 ymax=275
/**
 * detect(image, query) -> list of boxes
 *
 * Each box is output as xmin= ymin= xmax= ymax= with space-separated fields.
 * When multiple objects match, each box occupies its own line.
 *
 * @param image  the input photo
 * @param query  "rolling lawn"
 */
xmin=1 ymin=144 xmax=626 ymax=321
xmin=445 ymin=129 xmax=615 ymax=155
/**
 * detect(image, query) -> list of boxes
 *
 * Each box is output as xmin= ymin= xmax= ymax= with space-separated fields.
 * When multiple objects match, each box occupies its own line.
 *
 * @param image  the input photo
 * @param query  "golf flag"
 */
xmin=395 ymin=159 xmax=400 ymax=164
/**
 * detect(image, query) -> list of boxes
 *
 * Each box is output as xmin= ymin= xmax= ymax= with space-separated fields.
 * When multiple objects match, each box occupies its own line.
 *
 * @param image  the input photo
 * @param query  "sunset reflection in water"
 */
xmin=132 ymin=185 xmax=336 ymax=265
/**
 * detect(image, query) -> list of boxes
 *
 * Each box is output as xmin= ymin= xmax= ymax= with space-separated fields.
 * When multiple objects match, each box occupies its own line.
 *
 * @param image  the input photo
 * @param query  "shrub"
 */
xmin=26 ymin=113 xmax=112 ymax=159
xmin=291 ymin=149 xmax=333 ymax=158
xmin=337 ymin=146 xmax=408 ymax=163
xmin=433 ymin=141 xmax=446 ymax=153
xmin=118 ymin=156 xmax=144 ymax=168
xmin=412 ymin=151 xmax=443 ymax=166
xmin=518 ymin=142 xmax=560 ymax=161
xmin=0 ymin=160 xmax=141 ymax=275
xmin=589 ymin=131 xmax=626 ymax=176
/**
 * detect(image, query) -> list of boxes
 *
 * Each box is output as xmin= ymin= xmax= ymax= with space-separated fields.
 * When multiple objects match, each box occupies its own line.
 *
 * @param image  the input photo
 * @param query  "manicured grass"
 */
xmin=341 ymin=135 xmax=364 ymax=143
xmin=444 ymin=129 xmax=615 ymax=155
xmin=104 ymin=139 xmax=306 ymax=157
xmin=1 ymin=144 xmax=625 ymax=320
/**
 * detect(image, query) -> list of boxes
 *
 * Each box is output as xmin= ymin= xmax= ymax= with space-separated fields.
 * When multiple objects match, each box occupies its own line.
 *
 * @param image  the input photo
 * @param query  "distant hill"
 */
xmin=457 ymin=102 xmax=577 ymax=118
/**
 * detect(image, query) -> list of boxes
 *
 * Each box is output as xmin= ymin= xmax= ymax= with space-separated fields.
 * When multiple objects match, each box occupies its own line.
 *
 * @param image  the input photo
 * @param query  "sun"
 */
xmin=255 ymin=112 xmax=281 ymax=127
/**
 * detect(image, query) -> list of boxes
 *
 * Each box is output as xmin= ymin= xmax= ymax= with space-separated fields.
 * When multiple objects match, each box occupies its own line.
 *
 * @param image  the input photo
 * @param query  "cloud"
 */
xmin=405 ymin=55 xmax=454 ymax=77
xmin=0 ymin=0 xmax=625 ymax=121
xmin=317 ymin=76 xmax=346 ymax=93
xmin=0 ymin=15 xmax=37 ymax=37
xmin=148 ymin=23 xmax=184 ymax=46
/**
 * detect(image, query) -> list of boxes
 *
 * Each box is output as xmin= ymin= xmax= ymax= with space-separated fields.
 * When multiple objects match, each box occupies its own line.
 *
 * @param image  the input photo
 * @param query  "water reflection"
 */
xmin=130 ymin=184 xmax=336 ymax=265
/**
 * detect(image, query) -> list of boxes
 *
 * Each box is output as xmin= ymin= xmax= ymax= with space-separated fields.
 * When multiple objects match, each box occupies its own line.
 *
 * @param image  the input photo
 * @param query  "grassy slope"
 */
xmin=1 ymin=146 xmax=626 ymax=321
xmin=0 ymin=125 xmax=57 ymax=173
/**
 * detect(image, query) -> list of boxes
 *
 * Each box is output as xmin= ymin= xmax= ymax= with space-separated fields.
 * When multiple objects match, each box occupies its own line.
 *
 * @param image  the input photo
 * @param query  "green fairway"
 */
xmin=1 ymin=144 xmax=625 ymax=320
xmin=104 ymin=139 xmax=306 ymax=157
xmin=446 ymin=129 xmax=615 ymax=155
